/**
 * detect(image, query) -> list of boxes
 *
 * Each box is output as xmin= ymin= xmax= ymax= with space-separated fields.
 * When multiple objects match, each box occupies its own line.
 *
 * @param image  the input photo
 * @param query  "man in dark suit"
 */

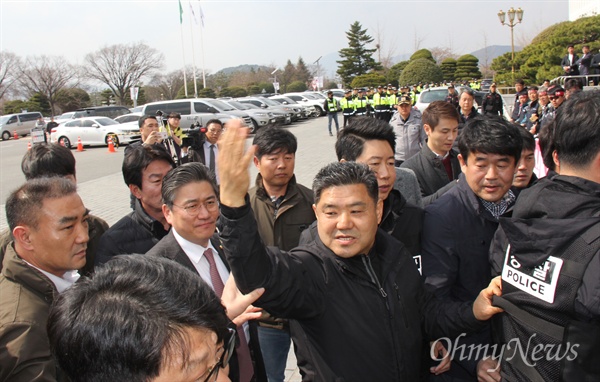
xmin=187 ymin=119 xmax=223 ymax=184
xmin=401 ymin=101 xmax=461 ymax=206
xmin=146 ymin=162 xmax=266 ymax=382
xmin=560 ymin=44 xmax=580 ymax=76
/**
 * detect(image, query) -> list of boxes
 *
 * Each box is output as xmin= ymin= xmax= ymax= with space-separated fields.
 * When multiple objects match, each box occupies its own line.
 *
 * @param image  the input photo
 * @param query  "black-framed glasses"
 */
xmin=203 ymin=327 xmax=236 ymax=382
xmin=172 ymin=199 xmax=219 ymax=216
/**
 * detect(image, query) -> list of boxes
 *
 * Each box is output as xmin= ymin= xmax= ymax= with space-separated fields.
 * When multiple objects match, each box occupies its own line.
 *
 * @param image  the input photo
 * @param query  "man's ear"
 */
xmin=12 ymin=226 xmax=34 ymax=251
xmin=423 ymin=123 xmax=432 ymax=137
xmin=162 ymin=204 xmax=173 ymax=226
xmin=129 ymin=184 xmax=142 ymax=200
xmin=376 ymin=199 xmax=384 ymax=225
xmin=253 ymin=156 xmax=260 ymax=169
xmin=458 ymin=153 xmax=467 ymax=172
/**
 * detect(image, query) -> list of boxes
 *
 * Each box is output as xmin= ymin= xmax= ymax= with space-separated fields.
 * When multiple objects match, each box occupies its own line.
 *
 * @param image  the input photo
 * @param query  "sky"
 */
xmin=1 ymin=0 xmax=569 ymax=81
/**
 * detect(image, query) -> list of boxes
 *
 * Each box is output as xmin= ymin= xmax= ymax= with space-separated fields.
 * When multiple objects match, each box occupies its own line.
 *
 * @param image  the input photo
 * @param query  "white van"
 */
xmin=0 ymin=112 xmax=44 ymax=140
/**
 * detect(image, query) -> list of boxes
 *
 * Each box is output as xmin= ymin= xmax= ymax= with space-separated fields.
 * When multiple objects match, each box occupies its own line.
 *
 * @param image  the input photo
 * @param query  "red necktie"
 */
xmin=204 ymin=249 xmax=254 ymax=382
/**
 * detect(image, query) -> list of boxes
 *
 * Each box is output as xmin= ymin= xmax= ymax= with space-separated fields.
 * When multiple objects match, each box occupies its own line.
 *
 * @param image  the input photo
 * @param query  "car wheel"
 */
xmin=106 ymin=134 xmax=119 ymax=147
xmin=315 ymin=106 xmax=325 ymax=116
xmin=1 ymin=131 xmax=10 ymax=141
xmin=249 ymin=119 xmax=258 ymax=134
xmin=59 ymin=136 xmax=71 ymax=149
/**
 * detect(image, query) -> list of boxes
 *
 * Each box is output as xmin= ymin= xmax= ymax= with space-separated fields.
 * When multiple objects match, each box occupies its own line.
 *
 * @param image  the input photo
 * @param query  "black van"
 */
xmin=72 ymin=106 xmax=130 ymax=119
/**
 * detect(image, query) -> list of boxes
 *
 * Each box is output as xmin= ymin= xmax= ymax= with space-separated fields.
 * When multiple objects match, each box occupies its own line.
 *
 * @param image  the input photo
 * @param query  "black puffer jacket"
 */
xmin=219 ymin=200 xmax=483 ymax=382
xmin=95 ymin=200 xmax=169 ymax=265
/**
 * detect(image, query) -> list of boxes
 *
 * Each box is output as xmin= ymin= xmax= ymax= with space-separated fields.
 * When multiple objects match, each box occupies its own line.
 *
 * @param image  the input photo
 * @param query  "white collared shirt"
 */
xmin=172 ymin=228 xmax=229 ymax=289
xmin=24 ymin=261 xmax=80 ymax=294
xmin=203 ymin=141 xmax=220 ymax=184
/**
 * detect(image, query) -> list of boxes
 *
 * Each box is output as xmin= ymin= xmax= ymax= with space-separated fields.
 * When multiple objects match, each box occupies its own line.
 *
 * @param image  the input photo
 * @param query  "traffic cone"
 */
xmin=13 ymin=130 xmax=18 ymax=140
xmin=77 ymin=137 xmax=84 ymax=152
xmin=27 ymin=142 xmax=31 ymax=150
xmin=107 ymin=136 xmax=116 ymax=153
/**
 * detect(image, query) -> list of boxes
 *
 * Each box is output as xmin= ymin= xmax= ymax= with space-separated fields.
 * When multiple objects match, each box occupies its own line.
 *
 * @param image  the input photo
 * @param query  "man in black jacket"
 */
xmin=481 ymin=83 xmax=503 ymax=116
xmin=402 ymin=101 xmax=461 ymax=206
xmin=95 ymin=145 xmax=175 ymax=265
xmin=421 ymin=116 xmax=522 ymax=382
xmin=489 ymin=90 xmax=600 ymax=382
xmin=300 ymin=117 xmax=423 ymax=257
xmin=215 ymin=120 xmax=503 ymax=382
xmin=560 ymin=44 xmax=579 ymax=76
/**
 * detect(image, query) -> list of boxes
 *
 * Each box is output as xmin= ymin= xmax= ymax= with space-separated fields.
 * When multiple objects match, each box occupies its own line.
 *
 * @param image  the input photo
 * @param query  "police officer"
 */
xmin=372 ymin=85 xmax=389 ymax=121
xmin=353 ymin=89 xmax=368 ymax=116
xmin=340 ymin=89 xmax=355 ymax=127
xmin=445 ymin=84 xmax=459 ymax=108
xmin=481 ymin=82 xmax=503 ymax=116
xmin=324 ymin=91 xmax=340 ymax=136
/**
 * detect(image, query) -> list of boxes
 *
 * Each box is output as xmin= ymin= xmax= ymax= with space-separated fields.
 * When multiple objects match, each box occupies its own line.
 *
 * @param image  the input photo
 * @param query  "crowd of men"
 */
xmin=1 ymin=66 xmax=599 ymax=381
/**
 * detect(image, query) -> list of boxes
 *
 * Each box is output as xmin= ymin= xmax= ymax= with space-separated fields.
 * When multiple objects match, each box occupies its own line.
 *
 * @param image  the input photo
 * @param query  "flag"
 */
xmin=189 ymin=2 xmax=198 ymax=25
xmin=178 ymin=0 xmax=183 ymax=24
xmin=199 ymin=0 xmax=205 ymax=28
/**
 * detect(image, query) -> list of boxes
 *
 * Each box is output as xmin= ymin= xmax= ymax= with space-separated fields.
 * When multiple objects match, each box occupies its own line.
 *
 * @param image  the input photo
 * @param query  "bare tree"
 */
xmin=18 ymin=55 xmax=78 ymax=116
xmin=0 ymin=51 xmax=21 ymax=100
xmin=374 ymin=23 xmax=397 ymax=69
xmin=151 ymin=70 xmax=185 ymax=100
xmin=84 ymin=42 xmax=164 ymax=105
xmin=413 ymin=28 xmax=427 ymax=52
xmin=430 ymin=47 xmax=458 ymax=64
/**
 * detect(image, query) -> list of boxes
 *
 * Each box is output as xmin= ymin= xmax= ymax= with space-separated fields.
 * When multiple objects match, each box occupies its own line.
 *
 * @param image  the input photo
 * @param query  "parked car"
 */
xmin=236 ymin=96 xmax=301 ymax=121
xmin=55 ymin=112 xmax=76 ymax=124
xmin=194 ymin=99 xmax=254 ymax=132
xmin=114 ymin=113 xmax=142 ymax=124
xmin=480 ymin=79 xmax=494 ymax=92
xmin=140 ymin=99 xmax=233 ymax=133
xmin=269 ymin=96 xmax=317 ymax=118
xmin=50 ymin=117 xmax=140 ymax=148
xmin=71 ymin=106 xmax=131 ymax=119
xmin=282 ymin=93 xmax=326 ymax=116
xmin=414 ymin=86 xmax=479 ymax=112
xmin=220 ymin=100 xmax=278 ymax=131
xmin=0 ymin=111 xmax=44 ymax=140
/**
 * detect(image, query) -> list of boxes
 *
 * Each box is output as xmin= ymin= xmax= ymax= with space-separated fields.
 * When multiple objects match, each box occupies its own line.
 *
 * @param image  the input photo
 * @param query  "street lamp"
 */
xmin=498 ymin=7 xmax=524 ymax=82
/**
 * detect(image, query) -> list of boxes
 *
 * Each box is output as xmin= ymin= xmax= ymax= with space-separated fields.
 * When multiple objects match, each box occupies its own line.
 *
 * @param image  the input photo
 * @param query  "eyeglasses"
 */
xmin=207 ymin=128 xmax=223 ymax=134
xmin=549 ymin=96 xmax=560 ymax=100
xmin=172 ymin=199 xmax=219 ymax=216
xmin=203 ymin=327 xmax=236 ymax=382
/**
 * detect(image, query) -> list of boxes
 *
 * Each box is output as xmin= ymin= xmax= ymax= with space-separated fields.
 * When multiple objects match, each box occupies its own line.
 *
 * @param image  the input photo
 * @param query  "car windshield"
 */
xmin=0 ymin=116 xmax=10 ymax=125
xmin=261 ymin=98 xmax=279 ymax=106
xmin=206 ymin=99 xmax=235 ymax=111
xmin=227 ymin=101 xmax=250 ymax=110
xmin=420 ymin=90 xmax=449 ymax=103
xmin=96 ymin=117 xmax=119 ymax=126
xmin=276 ymin=97 xmax=298 ymax=104
xmin=302 ymin=94 xmax=317 ymax=100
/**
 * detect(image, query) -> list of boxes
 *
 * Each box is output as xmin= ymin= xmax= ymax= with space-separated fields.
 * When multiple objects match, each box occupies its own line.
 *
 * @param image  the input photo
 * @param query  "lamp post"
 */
xmin=498 ymin=7 xmax=524 ymax=82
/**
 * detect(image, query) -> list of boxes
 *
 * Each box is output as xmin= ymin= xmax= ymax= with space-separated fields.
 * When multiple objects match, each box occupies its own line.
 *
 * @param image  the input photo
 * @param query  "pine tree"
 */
xmin=295 ymin=57 xmax=312 ymax=84
xmin=337 ymin=21 xmax=382 ymax=85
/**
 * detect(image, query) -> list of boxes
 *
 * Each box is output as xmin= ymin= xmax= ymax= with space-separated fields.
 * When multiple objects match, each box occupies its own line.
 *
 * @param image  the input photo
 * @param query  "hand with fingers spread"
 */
xmin=222 ymin=273 xmax=264 ymax=326
xmin=217 ymin=119 xmax=256 ymax=207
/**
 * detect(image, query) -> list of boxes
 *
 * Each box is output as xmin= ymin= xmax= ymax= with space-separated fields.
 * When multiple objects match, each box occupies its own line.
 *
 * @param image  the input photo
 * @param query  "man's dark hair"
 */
xmin=122 ymin=145 xmax=175 ymax=188
xmin=6 ymin=177 xmax=77 ymax=231
xmin=253 ymin=126 xmax=298 ymax=159
xmin=553 ymin=90 xmax=600 ymax=168
xmin=206 ymin=119 xmax=223 ymax=128
xmin=422 ymin=101 xmax=460 ymax=131
xmin=138 ymin=115 xmax=157 ymax=128
xmin=47 ymin=254 xmax=229 ymax=382
xmin=162 ymin=162 xmax=218 ymax=207
xmin=335 ymin=117 xmax=395 ymax=161
xmin=564 ymin=78 xmax=583 ymax=92
xmin=519 ymin=127 xmax=535 ymax=152
xmin=313 ymin=161 xmax=378 ymax=205
xmin=528 ymin=86 xmax=539 ymax=92
xmin=567 ymin=44 xmax=574 ymax=49
xmin=458 ymin=116 xmax=522 ymax=164
xmin=538 ymin=122 xmax=556 ymax=171
xmin=515 ymin=79 xmax=525 ymax=86
xmin=21 ymin=143 xmax=76 ymax=180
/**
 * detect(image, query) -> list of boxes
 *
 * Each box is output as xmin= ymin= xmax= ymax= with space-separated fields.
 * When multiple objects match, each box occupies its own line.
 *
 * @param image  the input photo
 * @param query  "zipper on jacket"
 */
xmin=394 ymin=282 xmax=409 ymax=328
xmin=361 ymin=255 xmax=387 ymax=298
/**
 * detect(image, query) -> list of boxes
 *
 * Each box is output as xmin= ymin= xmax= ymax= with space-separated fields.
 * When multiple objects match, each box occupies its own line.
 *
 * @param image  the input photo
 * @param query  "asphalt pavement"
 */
xmin=0 ymin=116 xmax=339 ymax=382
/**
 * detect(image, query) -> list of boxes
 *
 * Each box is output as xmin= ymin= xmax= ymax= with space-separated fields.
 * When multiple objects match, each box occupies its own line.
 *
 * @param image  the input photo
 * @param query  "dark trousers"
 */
xmin=343 ymin=115 xmax=354 ymax=127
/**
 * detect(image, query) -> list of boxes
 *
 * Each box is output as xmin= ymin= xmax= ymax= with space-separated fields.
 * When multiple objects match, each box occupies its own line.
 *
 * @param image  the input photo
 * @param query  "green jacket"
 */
xmin=249 ymin=174 xmax=316 ymax=252
xmin=0 ymin=245 xmax=68 ymax=382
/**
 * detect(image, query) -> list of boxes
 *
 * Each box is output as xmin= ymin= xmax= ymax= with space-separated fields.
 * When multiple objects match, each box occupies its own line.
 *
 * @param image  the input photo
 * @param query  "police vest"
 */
xmin=340 ymin=98 xmax=355 ymax=115
xmin=495 ymin=218 xmax=600 ymax=382
xmin=327 ymin=99 xmax=338 ymax=112
xmin=373 ymin=93 xmax=388 ymax=110
xmin=354 ymin=97 xmax=368 ymax=114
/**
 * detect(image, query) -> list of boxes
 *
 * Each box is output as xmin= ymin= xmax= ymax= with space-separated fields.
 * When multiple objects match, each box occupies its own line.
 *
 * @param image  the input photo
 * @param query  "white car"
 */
xmin=50 ymin=116 xmax=140 ymax=148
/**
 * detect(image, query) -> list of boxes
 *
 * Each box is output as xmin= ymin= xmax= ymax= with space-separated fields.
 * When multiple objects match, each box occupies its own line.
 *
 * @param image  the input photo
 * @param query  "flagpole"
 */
xmin=179 ymin=0 xmax=188 ymax=97
xmin=199 ymin=0 xmax=206 ymax=89
xmin=188 ymin=2 xmax=198 ymax=97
